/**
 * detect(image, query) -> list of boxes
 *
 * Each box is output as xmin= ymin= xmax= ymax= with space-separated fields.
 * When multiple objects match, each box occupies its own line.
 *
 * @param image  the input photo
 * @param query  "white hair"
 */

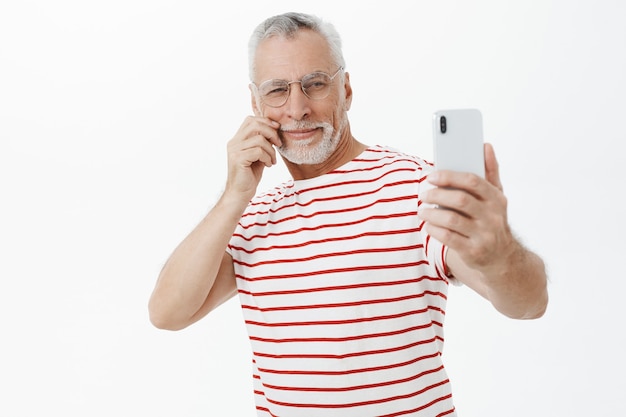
xmin=247 ymin=12 xmax=346 ymax=82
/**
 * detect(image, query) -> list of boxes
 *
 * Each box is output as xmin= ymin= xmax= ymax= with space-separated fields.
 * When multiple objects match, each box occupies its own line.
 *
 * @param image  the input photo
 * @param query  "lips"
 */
xmin=280 ymin=127 xmax=320 ymax=140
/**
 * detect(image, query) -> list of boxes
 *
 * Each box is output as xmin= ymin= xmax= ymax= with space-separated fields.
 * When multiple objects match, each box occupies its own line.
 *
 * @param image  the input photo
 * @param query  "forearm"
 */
xmin=148 ymin=193 xmax=247 ymax=329
xmin=481 ymin=242 xmax=549 ymax=319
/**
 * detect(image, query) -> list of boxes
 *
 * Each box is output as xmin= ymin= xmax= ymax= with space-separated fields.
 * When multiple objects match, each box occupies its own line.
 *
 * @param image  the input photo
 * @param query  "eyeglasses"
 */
xmin=253 ymin=67 xmax=344 ymax=108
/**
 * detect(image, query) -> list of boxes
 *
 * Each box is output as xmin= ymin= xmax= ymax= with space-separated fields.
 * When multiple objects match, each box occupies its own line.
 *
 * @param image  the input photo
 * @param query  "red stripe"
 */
xmin=331 ymin=155 xmax=424 ymax=174
xmin=236 ymin=260 xmax=430 ymax=282
xmin=249 ymin=321 xmax=441 ymax=344
xmin=261 ymin=365 xmax=445 ymax=393
xmin=253 ymin=335 xmax=444 ymax=359
xmin=240 ymin=194 xmax=417 ymax=231
xmin=241 ymin=290 xmax=447 ymax=313
xmin=244 ymin=174 xmax=418 ymax=217
xmin=233 ymin=212 xmax=417 ymax=242
xmin=380 ymin=394 xmax=454 ymax=417
xmin=239 ymin=276 xmax=444 ymax=299
xmin=255 ymin=351 xmax=441 ymax=376
xmin=245 ymin=304 xmax=443 ymax=327
xmin=289 ymin=170 xmax=418 ymax=198
xmin=350 ymin=147 xmax=431 ymax=164
xmin=247 ymin=164 xmax=422 ymax=212
xmin=254 ymin=406 xmax=277 ymax=417
xmin=229 ymin=227 xmax=422 ymax=254
xmin=264 ymin=379 xmax=450 ymax=409
xmin=234 ymin=244 xmax=423 ymax=268
xmin=441 ymin=245 xmax=451 ymax=277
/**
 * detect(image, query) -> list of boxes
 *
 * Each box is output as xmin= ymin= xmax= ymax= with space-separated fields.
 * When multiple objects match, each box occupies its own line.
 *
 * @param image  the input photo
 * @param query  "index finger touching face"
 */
xmin=256 ymin=117 xmax=282 ymax=147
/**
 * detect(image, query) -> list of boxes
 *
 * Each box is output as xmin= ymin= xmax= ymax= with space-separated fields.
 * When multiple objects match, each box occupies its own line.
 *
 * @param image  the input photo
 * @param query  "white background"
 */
xmin=1 ymin=0 xmax=625 ymax=416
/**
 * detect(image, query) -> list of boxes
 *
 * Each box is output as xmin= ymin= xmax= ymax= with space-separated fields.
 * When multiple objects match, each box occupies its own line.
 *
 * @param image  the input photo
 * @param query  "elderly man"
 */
xmin=149 ymin=12 xmax=548 ymax=416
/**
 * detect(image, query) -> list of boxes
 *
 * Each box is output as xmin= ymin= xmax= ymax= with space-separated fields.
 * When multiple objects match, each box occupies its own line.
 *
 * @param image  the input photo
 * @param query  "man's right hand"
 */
xmin=148 ymin=116 xmax=282 ymax=330
xmin=225 ymin=116 xmax=282 ymax=201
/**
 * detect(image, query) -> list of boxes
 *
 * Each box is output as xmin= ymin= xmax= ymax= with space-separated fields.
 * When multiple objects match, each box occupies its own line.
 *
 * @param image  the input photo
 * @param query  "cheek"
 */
xmin=331 ymin=98 xmax=348 ymax=125
xmin=319 ymin=93 xmax=344 ymax=124
xmin=260 ymin=106 xmax=282 ymax=120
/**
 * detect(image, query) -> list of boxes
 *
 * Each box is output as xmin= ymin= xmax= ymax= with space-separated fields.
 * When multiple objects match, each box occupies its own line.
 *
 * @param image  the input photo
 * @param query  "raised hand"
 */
xmin=225 ymin=116 xmax=282 ymax=201
xmin=420 ymin=143 xmax=548 ymax=319
xmin=420 ymin=143 xmax=512 ymax=270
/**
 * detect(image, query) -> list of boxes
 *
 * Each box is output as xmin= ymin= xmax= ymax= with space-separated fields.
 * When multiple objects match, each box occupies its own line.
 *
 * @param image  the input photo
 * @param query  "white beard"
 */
xmin=278 ymin=117 xmax=346 ymax=165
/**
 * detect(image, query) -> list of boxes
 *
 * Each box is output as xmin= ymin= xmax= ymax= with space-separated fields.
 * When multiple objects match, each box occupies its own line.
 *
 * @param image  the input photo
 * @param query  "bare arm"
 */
xmin=148 ymin=195 xmax=245 ymax=330
xmin=148 ymin=116 xmax=282 ymax=330
xmin=445 ymin=239 xmax=548 ymax=319
xmin=419 ymin=143 xmax=548 ymax=319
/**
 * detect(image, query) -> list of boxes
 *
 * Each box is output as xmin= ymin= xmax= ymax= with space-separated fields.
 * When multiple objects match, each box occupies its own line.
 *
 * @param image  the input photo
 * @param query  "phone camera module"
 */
xmin=440 ymin=116 xmax=447 ymax=134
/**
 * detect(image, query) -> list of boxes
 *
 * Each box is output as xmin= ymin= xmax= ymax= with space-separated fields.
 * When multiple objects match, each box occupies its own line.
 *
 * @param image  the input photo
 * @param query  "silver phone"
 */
xmin=432 ymin=108 xmax=485 ymax=178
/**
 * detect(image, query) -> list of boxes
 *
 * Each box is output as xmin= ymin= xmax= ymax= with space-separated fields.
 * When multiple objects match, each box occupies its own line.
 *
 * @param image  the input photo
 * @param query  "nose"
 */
xmin=284 ymin=81 xmax=311 ymax=120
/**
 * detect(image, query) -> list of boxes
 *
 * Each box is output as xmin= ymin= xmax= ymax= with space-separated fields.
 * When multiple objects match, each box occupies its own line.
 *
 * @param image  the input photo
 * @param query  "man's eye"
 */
xmin=265 ymin=86 xmax=288 ymax=96
xmin=305 ymin=81 xmax=327 ymax=90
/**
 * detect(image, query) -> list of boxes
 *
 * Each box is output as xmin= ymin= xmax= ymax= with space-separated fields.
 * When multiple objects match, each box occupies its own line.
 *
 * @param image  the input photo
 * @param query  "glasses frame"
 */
xmin=253 ymin=67 xmax=344 ymax=108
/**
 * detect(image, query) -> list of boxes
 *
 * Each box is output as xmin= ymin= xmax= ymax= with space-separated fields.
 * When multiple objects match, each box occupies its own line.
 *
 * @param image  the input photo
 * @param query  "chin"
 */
xmin=279 ymin=132 xmax=339 ymax=165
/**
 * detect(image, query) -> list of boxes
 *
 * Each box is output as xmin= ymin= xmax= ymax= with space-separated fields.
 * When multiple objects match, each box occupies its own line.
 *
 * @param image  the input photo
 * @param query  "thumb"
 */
xmin=484 ymin=142 xmax=503 ymax=192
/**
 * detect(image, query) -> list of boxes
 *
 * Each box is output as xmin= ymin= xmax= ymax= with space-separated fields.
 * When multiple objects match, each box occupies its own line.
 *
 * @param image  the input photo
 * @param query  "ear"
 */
xmin=249 ymin=84 xmax=262 ymax=116
xmin=341 ymin=72 xmax=353 ymax=111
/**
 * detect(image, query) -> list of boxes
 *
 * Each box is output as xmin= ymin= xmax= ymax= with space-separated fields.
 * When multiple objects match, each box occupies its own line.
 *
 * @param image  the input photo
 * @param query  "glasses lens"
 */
xmin=256 ymin=69 xmax=338 ymax=107
xmin=301 ymin=72 xmax=332 ymax=100
xmin=258 ymin=80 xmax=289 ymax=107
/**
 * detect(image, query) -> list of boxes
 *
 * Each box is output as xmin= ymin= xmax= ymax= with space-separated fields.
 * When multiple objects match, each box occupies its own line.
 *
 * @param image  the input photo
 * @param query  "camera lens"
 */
xmin=440 ymin=116 xmax=447 ymax=134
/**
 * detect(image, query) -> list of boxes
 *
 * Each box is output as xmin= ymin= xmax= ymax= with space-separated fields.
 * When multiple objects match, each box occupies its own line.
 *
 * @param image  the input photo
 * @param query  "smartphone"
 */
xmin=432 ymin=108 xmax=485 ymax=178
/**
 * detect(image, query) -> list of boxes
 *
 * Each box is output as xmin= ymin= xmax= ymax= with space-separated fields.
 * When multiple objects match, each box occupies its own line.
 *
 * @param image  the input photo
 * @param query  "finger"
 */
xmin=420 ymin=205 xmax=474 ymax=239
xmin=231 ymin=142 xmax=274 ymax=169
xmin=423 ymin=217 xmax=472 ymax=250
xmin=229 ymin=125 xmax=277 ymax=166
xmin=249 ymin=117 xmax=282 ymax=147
xmin=484 ymin=143 xmax=503 ymax=192
xmin=241 ymin=134 xmax=277 ymax=166
xmin=260 ymin=125 xmax=282 ymax=147
xmin=424 ymin=171 xmax=485 ymax=202
xmin=232 ymin=120 xmax=280 ymax=162
xmin=245 ymin=146 xmax=274 ymax=168
xmin=422 ymin=186 xmax=480 ymax=218
xmin=422 ymin=204 xmax=503 ymax=264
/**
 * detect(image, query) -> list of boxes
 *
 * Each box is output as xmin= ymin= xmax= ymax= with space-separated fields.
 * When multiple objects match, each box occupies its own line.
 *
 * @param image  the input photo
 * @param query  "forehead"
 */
xmin=254 ymin=29 xmax=334 ymax=81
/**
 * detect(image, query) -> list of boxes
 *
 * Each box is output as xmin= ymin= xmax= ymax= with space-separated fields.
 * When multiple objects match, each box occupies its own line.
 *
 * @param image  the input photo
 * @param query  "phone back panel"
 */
xmin=432 ymin=108 xmax=485 ymax=178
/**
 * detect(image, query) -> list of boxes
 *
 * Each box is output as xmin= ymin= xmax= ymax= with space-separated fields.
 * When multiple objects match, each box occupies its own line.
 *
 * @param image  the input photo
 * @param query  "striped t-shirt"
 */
xmin=227 ymin=145 xmax=457 ymax=417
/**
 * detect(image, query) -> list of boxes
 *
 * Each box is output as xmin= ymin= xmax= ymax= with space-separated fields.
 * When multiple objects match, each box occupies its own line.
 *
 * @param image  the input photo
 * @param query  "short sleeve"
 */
xmin=417 ymin=166 xmax=461 ymax=286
